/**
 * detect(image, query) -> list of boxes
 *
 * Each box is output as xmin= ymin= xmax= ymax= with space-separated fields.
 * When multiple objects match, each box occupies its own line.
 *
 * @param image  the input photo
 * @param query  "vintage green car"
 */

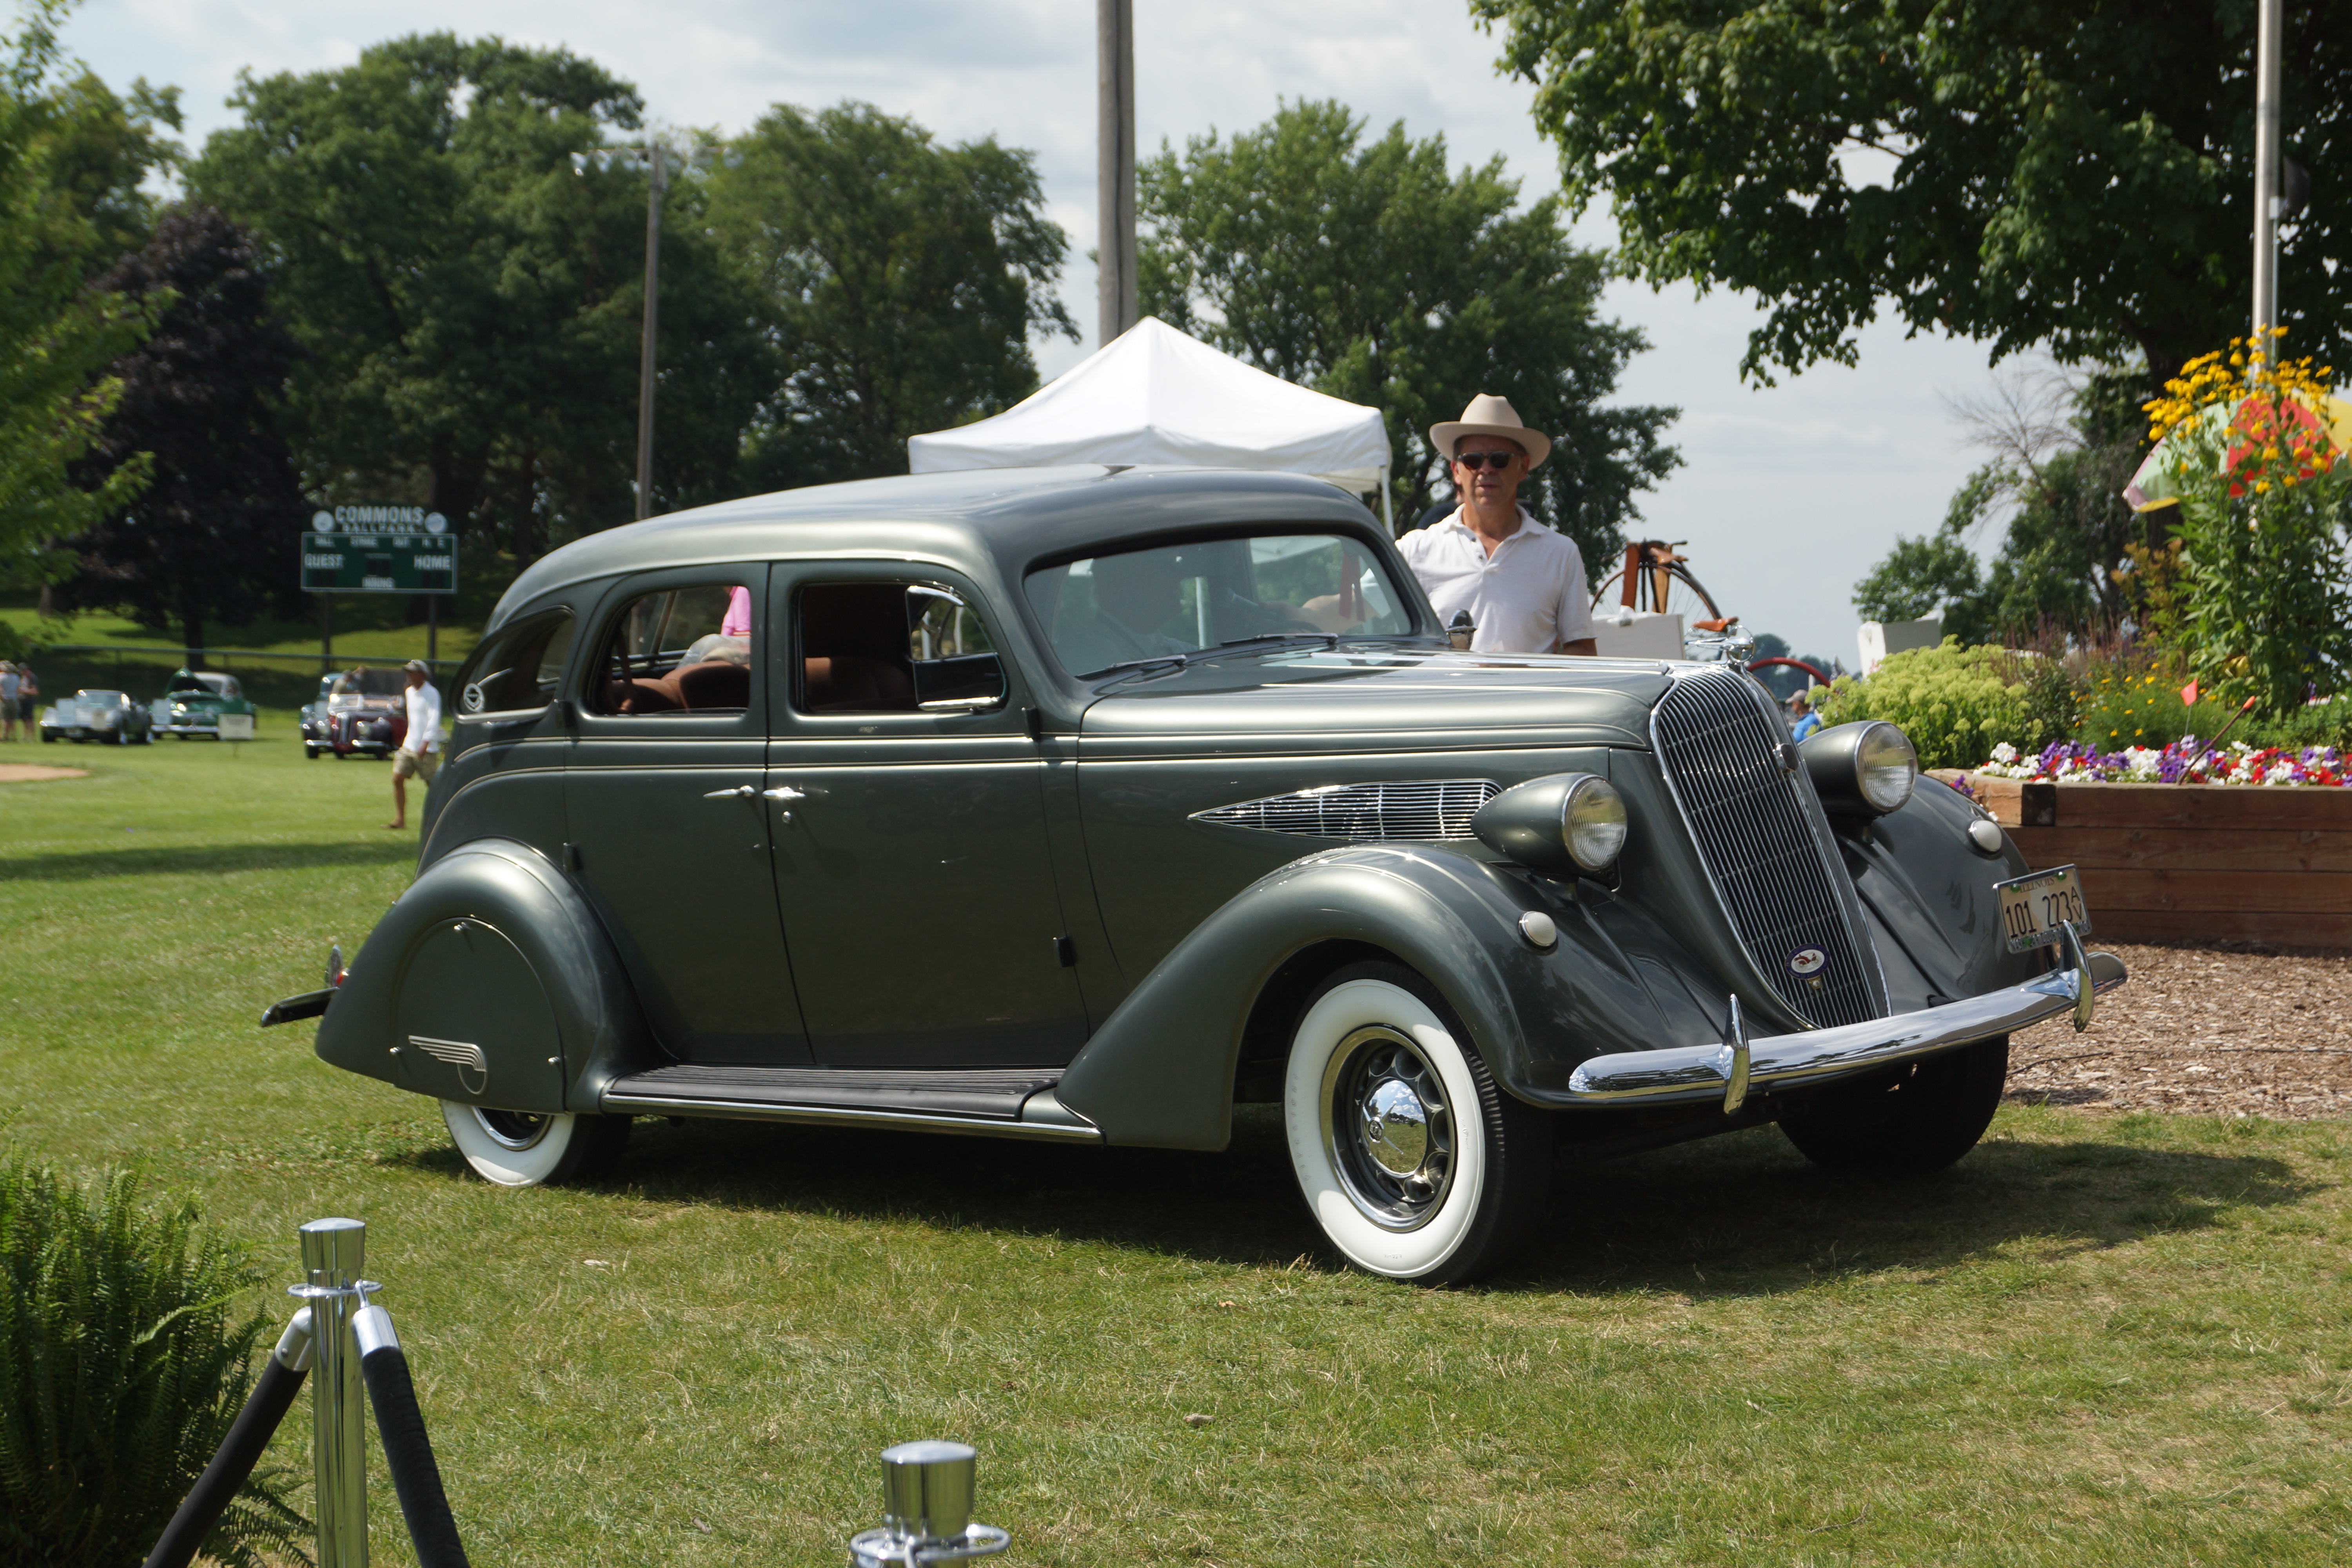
xmin=154 ymin=668 xmax=259 ymax=739
xmin=266 ymin=468 xmax=2124 ymax=1284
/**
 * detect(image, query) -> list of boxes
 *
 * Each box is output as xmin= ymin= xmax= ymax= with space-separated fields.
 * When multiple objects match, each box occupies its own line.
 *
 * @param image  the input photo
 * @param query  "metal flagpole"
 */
xmin=1097 ymin=0 xmax=1137 ymax=347
xmin=636 ymin=144 xmax=668 ymax=521
xmin=2251 ymin=0 xmax=2282 ymax=341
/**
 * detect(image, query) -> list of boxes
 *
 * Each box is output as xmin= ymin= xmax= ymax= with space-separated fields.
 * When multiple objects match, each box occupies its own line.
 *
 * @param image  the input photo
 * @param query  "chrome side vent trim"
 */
xmin=1650 ymin=667 xmax=1884 ymax=1028
xmin=1191 ymin=779 xmax=1502 ymax=842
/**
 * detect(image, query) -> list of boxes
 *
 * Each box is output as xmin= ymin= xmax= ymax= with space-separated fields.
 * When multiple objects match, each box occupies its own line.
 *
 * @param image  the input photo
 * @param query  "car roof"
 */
xmin=491 ymin=466 xmax=1384 ymax=624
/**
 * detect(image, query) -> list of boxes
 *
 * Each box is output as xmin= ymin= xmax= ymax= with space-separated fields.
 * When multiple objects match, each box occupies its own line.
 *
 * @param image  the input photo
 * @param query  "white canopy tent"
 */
xmin=907 ymin=317 xmax=1395 ymax=528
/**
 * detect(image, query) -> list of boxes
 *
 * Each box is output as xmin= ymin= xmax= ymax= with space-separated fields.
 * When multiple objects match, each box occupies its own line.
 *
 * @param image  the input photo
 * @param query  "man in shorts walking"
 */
xmin=1 ymin=664 xmax=20 ymax=742
xmin=386 ymin=659 xmax=441 ymax=829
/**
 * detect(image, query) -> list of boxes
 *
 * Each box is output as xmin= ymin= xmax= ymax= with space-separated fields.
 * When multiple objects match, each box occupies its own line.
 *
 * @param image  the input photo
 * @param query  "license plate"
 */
xmin=1994 ymin=865 xmax=2091 ymax=954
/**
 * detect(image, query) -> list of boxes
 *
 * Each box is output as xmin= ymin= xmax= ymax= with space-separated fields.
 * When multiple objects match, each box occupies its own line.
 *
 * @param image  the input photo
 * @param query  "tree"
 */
xmin=0 ymin=0 xmax=176 ymax=586
xmin=704 ymin=102 xmax=1076 ymax=490
xmin=1852 ymin=368 xmax=2154 ymax=644
xmin=1470 ymin=0 xmax=2352 ymax=393
xmin=61 ymin=207 xmax=307 ymax=657
xmin=1137 ymin=100 xmax=1678 ymax=571
xmin=190 ymin=34 xmax=768 ymax=563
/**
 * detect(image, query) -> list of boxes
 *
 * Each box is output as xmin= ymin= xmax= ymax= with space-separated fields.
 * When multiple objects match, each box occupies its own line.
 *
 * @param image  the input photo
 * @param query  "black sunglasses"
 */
xmin=1453 ymin=450 xmax=1518 ymax=470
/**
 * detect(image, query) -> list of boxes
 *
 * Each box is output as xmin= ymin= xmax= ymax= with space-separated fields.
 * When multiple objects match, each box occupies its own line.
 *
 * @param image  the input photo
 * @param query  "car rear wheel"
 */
xmin=1282 ymin=962 xmax=1550 ymax=1287
xmin=1778 ymin=1036 xmax=2010 ymax=1175
xmin=439 ymin=1102 xmax=631 ymax=1187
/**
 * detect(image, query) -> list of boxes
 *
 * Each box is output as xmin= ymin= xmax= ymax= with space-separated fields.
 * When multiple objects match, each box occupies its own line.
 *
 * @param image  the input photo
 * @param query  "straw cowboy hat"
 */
xmin=1428 ymin=393 xmax=1551 ymax=469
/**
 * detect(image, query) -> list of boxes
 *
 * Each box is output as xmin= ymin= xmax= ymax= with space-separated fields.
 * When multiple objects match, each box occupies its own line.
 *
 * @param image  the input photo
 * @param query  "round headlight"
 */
xmin=1855 ymin=722 xmax=1918 ymax=812
xmin=1560 ymin=775 xmax=1629 ymax=873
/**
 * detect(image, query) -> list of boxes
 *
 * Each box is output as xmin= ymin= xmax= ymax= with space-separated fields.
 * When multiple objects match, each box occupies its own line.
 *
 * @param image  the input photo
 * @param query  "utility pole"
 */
xmin=1097 ymin=0 xmax=1137 ymax=347
xmin=635 ymin=143 xmax=668 ymax=520
xmin=2251 ymin=0 xmax=2282 ymax=342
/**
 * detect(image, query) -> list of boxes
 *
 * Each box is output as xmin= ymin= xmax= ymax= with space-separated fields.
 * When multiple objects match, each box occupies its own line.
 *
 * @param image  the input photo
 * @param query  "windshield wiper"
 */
xmin=1081 ymin=652 xmax=1190 ymax=683
xmin=1215 ymin=632 xmax=1339 ymax=652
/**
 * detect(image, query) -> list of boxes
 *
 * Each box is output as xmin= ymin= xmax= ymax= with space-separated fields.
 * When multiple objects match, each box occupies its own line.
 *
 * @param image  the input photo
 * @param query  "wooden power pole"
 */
xmin=636 ymin=143 xmax=668 ymax=521
xmin=1097 ymin=0 xmax=1137 ymax=347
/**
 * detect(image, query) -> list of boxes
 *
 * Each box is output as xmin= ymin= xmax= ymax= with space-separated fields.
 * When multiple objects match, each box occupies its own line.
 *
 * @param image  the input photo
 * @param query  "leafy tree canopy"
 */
xmin=62 ymin=206 xmax=307 ymax=656
xmin=1137 ymin=100 xmax=1679 ymax=572
xmin=705 ymin=101 xmax=1076 ymax=491
xmin=190 ymin=33 xmax=768 ymax=562
xmin=0 ymin=0 xmax=176 ymax=581
xmin=1470 ymin=0 xmax=2351 ymax=390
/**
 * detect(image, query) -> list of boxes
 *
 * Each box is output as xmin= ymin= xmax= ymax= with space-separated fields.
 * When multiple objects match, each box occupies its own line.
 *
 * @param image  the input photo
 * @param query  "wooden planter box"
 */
xmin=1940 ymin=772 xmax=2352 ymax=949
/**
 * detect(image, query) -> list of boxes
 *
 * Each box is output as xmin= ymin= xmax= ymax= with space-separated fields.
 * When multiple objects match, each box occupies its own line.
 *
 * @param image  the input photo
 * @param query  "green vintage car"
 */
xmin=154 ymin=668 xmax=259 ymax=739
xmin=265 ymin=468 xmax=2124 ymax=1284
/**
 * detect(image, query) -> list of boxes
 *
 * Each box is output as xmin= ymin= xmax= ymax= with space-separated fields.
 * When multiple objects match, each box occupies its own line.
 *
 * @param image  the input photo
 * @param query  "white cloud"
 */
xmin=62 ymin=0 xmax=2005 ymax=658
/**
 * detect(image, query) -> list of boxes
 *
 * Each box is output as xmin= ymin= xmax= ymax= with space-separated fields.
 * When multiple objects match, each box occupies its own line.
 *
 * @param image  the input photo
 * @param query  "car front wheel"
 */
xmin=439 ymin=1102 xmax=631 ymax=1187
xmin=1282 ymin=962 xmax=1550 ymax=1287
xmin=1777 ymin=1036 xmax=2010 ymax=1176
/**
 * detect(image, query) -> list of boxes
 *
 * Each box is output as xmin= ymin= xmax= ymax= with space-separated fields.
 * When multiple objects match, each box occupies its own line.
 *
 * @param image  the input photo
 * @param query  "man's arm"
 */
xmin=1559 ymin=637 xmax=1597 ymax=657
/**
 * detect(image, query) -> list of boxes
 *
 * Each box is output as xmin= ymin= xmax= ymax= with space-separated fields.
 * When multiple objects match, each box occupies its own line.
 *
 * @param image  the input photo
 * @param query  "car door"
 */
xmin=764 ymin=564 xmax=1086 ymax=1067
xmin=564 ymin=566 xmax=811 ymax=1065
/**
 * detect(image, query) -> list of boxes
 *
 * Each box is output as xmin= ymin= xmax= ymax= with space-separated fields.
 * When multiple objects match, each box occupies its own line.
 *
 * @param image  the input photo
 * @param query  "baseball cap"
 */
xmin=403 ymin=659 xmax=429 ymax=673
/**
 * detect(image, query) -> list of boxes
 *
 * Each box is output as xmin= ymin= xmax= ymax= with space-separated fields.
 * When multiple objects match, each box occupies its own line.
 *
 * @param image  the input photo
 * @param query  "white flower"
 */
xmin=1989 ymin=741 xmax=2019 ymax=764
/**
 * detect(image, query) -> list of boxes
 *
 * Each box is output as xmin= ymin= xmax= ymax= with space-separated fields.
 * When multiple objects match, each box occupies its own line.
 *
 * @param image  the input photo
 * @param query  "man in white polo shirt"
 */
xmin=385 ymin=659 xmax=442 ymax=829
xmin=1397 ymin=394 xmax=1597 ymax=656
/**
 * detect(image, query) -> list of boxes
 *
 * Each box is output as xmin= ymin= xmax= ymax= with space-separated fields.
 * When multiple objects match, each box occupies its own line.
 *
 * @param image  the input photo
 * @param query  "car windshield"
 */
xmin=78 ymin=691 xmax=122 ymax=704
xmin=333 ymin=669 xmax=407 ymax=697
xmin=1025 ymin=532 xmax=1413 ymax=678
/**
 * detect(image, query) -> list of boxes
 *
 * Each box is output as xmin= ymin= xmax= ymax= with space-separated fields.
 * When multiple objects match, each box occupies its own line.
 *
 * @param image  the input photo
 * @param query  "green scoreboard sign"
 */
xmin=301 ymin=506 xmax=458 ymax=594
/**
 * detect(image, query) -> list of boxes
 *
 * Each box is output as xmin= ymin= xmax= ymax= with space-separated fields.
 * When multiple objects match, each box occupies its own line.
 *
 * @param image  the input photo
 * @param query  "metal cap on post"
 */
xmin=851 ymin=1440 xmax=1007 ymax=1567
xmin=297 ymin=1219 xmax=370 ymax=1568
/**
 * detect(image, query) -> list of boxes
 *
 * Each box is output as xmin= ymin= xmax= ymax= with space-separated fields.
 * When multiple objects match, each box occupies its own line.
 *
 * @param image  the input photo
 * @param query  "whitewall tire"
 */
xmin=440 ymin=1101 xmax=630 ymax=1187
xmin=1282 ymin=962 xmax=1550 ymax=1286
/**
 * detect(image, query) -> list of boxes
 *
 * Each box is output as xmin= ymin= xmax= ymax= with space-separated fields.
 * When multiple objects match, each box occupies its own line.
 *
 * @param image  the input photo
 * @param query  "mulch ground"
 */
xmin=0 ymin=762 xmax=89 ymax=782
xmin=2009 ymin=940 xmax=2352 ymax=1120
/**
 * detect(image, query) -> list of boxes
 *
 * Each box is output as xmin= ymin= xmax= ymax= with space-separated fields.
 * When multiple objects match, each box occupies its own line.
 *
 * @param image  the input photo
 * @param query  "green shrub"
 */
xmin=1813 ymin=640 xmax=2036 ymax=770
xmin=2073 ymin=657 xmax=2239 ymax=751
xmin=0 ymin=1154 xmax=307 ymax=1568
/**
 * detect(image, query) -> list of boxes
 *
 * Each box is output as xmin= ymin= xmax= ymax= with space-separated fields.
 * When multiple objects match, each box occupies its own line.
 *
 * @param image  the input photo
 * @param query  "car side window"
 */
xmin=454 ymin=609 xmax=576 ymax=718
xmin=590 ymin=582 xmax=753 ymax=716
xmin=798 ymin=581 xmax=1007 ymax=715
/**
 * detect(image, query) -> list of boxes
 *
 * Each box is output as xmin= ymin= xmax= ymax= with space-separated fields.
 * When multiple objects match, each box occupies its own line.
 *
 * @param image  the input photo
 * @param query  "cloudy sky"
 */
xmin=64 ymin=0 xmax=2014 ymax=663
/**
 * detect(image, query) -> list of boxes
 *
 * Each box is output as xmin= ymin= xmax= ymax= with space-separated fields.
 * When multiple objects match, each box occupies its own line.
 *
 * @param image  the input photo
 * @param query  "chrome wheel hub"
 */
xmin=1322 ymin=1027 xmax=1455 ymax=1230
xmin=472 ymin=1107 xmax=552 ymax=1152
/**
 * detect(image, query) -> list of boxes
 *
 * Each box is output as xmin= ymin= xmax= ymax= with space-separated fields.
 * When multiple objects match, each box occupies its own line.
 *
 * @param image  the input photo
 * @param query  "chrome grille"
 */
xmin=1192 ymin=779 xmax=1500 ymax=841
xmin=1651 ymin=668 xmax=1880 ymax=1028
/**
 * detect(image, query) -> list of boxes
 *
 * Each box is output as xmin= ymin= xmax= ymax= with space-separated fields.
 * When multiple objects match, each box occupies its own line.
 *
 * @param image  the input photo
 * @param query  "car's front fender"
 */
xmin=1053 ymin=845 xmax=1682 ymax=1150
xmin=314 ymin=838 xmax=654 ymax=1112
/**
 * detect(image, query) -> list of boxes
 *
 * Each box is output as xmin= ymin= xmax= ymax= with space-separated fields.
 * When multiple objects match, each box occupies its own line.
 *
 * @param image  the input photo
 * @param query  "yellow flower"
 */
xmin=2255 ymin=479 xmax=2271 ymax=493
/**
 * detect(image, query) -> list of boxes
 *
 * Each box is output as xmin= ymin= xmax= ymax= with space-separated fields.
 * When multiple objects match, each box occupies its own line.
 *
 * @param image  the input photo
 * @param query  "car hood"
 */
xmin=1076 ymin=645 xmax=1675 ymax=754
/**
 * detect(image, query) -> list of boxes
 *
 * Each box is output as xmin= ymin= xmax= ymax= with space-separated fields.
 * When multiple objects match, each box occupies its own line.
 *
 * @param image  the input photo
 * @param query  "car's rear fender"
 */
xmin=1052 ymin=845 xmax=1686 ymax=1150
xmin=315 ymin=838 xmax=654 ymax=1112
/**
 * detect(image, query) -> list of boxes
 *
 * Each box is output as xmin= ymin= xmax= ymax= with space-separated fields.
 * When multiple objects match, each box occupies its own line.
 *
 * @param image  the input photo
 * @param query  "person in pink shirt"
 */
xmin=721 ymin=586 xmax=753 ymax=640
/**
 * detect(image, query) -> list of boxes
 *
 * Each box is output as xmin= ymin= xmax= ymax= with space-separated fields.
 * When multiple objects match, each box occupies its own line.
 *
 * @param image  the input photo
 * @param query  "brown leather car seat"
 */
xmin=800 ymin=584 xmax=916 ymax=713
xmin=606 ymin=675 xmax=683 ymax=713
xmin=671 ymin=661 xmax=750 ymax=710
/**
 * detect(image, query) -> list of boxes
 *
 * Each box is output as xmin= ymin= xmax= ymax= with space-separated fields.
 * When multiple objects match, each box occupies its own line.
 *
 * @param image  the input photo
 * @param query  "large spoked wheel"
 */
xmin=1778 ymin=1036 xmax=2010 ymax=1176
xmin=1590 ymin=560 xmax=1724 ymax=628
xmin=1283 ymin=962 xmax=1551 ymax=1286
xmin=440 ymin=1101 xmax=631 ymax=1187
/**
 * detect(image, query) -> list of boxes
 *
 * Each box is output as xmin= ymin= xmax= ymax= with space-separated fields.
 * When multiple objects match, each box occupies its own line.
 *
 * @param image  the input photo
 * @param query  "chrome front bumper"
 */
xmin=1561 ymin=932 xmax=2125 ymax=1111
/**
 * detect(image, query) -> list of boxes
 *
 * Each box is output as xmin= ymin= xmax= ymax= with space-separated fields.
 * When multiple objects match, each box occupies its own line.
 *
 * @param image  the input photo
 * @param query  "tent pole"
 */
xmin=1380 ymin=469 xmax=1394 ymax=536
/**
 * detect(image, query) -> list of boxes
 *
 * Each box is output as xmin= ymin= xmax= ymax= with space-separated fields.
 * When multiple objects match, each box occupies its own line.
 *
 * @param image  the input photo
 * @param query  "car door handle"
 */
xmin=702 ymin=784 xmax=756 ymax=799
xmin=761 ymin=786 xmax=807 ymax=802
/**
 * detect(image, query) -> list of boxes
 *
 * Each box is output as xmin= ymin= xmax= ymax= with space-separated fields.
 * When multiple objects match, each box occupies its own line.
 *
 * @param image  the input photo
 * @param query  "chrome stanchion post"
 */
xmin=295 ymin=1218 xmax=374 ymax=1568
xmin=850 ymin=1441 xmax=1008 ymax=1567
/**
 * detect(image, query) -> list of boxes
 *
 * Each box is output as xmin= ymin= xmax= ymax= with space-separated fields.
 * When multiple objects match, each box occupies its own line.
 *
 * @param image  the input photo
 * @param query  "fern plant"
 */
xmin=0 ymin=1154 xmax=308 ymax=1568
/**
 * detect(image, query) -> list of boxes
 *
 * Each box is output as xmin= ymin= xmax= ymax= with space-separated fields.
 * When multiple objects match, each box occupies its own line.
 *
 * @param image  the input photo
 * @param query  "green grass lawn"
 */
xmin=4 ymin=724 xmax=2350 ymax=1566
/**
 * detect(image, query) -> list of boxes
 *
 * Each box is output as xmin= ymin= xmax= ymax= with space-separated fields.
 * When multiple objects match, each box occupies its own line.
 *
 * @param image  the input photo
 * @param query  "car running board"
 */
xmin=600 ymin=1064 xmax=1101 ymax=1144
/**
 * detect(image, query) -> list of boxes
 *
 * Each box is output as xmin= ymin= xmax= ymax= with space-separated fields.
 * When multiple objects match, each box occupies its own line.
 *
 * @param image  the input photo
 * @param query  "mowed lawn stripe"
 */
xmin=3 ymin=716 xmax=2348 ymax=1565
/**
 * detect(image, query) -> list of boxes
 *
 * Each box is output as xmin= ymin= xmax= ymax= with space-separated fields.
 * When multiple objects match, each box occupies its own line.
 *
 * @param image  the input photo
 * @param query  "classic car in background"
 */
xmin=153 ymin=669 xmax=259 ymax=739
xmin=301 ymin=667 xmax=411 ymax=759
xmin=266 ymin=467 xmax=2125 ymax=1286
xmin=39 ymin=688 xmax=154 ymax=744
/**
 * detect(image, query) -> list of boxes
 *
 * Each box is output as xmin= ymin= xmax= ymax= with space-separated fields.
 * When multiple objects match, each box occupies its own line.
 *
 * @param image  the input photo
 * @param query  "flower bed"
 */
xmin=1974 ymin=738 xmax=2348 ymax=787
xmin=1937 ymin=761 xmax=2352 ymax=951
